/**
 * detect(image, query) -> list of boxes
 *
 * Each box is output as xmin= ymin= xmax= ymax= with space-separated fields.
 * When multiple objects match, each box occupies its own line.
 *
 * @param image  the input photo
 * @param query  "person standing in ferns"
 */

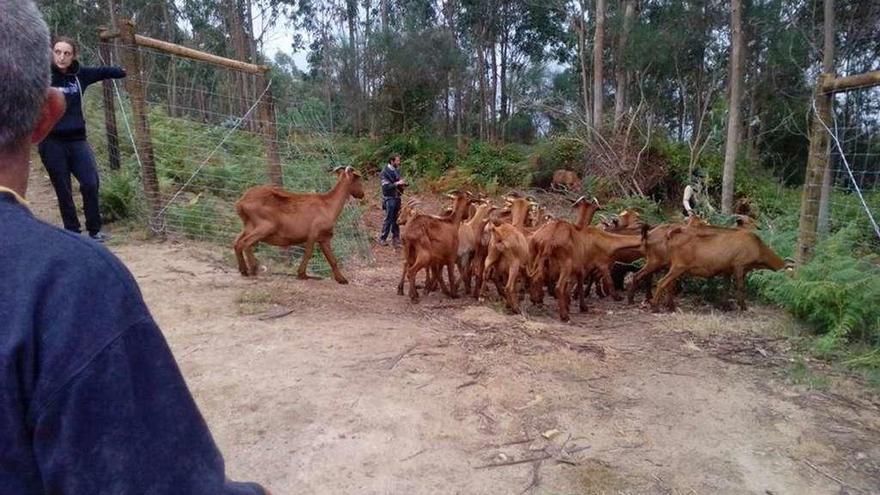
xmin=682 ymin=169 xmax=715 ymax=218
xmin=38 ymin=36 xmax=126 ymax=242
xmin=378 ymin=154 xmax=406 ymax=247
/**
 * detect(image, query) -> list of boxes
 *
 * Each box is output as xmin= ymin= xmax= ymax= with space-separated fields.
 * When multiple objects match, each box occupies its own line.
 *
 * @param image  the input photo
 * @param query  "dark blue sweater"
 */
xmin=49 ymin=61 xmax=126 ymax=141
xmin=0 ymin=193 xmax=265 ymax=495
xmin=380 ymin=164 xmax=402 ymax=198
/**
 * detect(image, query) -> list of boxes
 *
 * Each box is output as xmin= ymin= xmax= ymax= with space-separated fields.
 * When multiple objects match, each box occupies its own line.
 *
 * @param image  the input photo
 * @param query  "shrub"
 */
xmin=530 ymin=138 xmax=587 ymax=188
xmin=459 ymin=142 xmax=530 ymax=188
xmin=751 ymin=220 xmax=880 ymax=350
xmin=99 ymin=166 xmax=142 ymax=223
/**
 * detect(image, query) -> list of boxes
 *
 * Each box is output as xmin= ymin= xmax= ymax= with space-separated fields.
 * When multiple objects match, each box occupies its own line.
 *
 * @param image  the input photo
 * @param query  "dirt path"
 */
xmin=27 ymin=166 xmax=880 ymax=494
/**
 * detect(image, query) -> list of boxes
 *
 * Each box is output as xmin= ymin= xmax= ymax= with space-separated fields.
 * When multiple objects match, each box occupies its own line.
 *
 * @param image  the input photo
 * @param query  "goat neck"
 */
xmin=575 ymin=202 xmax=599 ymax=229
xmin=758 ymin=240 xmax=786 ymax=271
xmin=467 ymin=203 xmax=493 ymax=229
xmin=449 ymin=196 xmax=471 ymax=224
xmin=321 ymin=172 xmax=354 ymax=223
xmin=509 ymin=199 xmax=530 ymax=229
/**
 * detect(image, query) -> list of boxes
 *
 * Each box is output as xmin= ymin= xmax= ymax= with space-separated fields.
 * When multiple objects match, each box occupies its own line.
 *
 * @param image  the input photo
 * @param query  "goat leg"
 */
xmin=409 ymin=250 xmax=434 ymax=303
xmin=233 ymin=231 xmax=249 ymax=276
xmin=576 ymin=274 xmax=588 ymax=313
xmin=556 ymin=261 xmax=572 ymax=322
xmin=628 ymin=264 xmax=658 ymax=304
xmin=599 ymin=265 xmax=622 ymax=301
xmin=734 ymin=268 xmax=747 ymax=311
xmin=446 ymin=262 xmax=458 ymax=298
xmin=653 ymin=267 xmax=684 ymax=313
xmin=505 ymin=262 xmax=521 ymax=314
xmin=296 ymin=240 xmax=316 ymax=280
xmin=319 ymin=239 xmax=348 ymax=284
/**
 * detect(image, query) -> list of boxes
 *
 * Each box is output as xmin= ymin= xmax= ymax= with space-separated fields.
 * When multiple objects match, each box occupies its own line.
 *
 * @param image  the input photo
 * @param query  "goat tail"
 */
xmin=527 ymin=242 xmax=552 ymax=280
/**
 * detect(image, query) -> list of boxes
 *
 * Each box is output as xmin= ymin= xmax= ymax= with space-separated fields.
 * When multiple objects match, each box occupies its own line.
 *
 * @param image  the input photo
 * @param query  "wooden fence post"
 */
xmin=98 ymin=37 xmax=121 ymax=171
xmin=796 ymin=73 xmax=834 ymax=265
xmin=257 ymin=72 xmax=283 ymax=186
xmin=118 ymin=19 xmax=161 ymax=224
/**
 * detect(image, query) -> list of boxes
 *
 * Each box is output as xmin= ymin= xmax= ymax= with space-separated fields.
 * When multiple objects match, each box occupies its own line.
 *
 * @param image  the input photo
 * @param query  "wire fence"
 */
xmin=82 ymin=42 xmax=373 ymax=275
xmin=822 ymin=86 xmax=880 ymax=241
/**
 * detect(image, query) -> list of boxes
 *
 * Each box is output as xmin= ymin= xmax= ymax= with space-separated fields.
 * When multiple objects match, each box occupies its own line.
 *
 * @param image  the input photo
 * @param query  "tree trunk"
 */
xmin=745 ymin=85 xmax=759 ymax=164
xmin=592 ymin=0 xmax=606 ymax=129
xmin=477 ymin=29 xmax=488 ymax=140
xmin=613 ymin=0 xmax=634 ymax=130
xmin=721 ymin=0 xmax=744 ymax=215
xmin=444 ymin=82 xmax=451 ymax=136
xmin=162 ymin=0 xmax=177 ymax=118
xmin=365 ymin=0 xmax=376 ymax=137
xmin=346 ymin=0 xmax=361 ymax=136
xmin=225 ymin=0 xmax=252 ymax=124
xmin=490 ymin=38 xmax=498 ymax=142
xmin=817 ymin=0 xmax=835 ymax=236
xmin=575 ymin=17 xmax=592 ymax=127
xmin=499 ymin=2 xmax=509 ymax=140
xmin=691 ymin=0 xmax=707 ymax=148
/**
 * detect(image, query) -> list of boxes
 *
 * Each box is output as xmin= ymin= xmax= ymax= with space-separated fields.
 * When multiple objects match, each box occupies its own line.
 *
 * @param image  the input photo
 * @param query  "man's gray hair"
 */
xmin=0 ymin=0 xmax=51 ymax=153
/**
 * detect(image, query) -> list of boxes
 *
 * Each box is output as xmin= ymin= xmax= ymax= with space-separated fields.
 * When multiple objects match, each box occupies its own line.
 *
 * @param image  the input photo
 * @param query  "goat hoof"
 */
xmin=397 ymin=288 xmax=404 ymax=296
xmin=335 ymin=277 xmax=349 ymax=285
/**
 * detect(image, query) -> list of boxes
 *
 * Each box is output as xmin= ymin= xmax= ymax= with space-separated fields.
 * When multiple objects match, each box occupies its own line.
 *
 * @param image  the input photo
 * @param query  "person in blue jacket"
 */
xmin=0 ymin=2 xmax=270 ymax=494
xmin=38 ymin=35 xmax=126 ymax=242
xmin=378 ymin=154 xmax=406 ymax=247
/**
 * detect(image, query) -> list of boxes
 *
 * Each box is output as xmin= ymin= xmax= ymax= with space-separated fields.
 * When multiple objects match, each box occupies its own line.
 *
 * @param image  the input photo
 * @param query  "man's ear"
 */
xmin=31 ymin=88 xmax=65 ymax=144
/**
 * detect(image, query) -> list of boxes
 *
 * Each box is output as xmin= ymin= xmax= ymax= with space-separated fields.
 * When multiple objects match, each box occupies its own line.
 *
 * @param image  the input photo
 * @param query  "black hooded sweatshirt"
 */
xmin=49 ymin=60 xmax=126 ymax=141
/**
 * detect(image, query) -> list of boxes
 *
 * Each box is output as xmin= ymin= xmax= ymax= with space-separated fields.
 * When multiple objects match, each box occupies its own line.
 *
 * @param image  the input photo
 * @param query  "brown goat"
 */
xmin=471 ymin=206 xmax=514 ymax=298
xmin=456 ymin=202 xmax=496 ymax=294
xmin=481 ymin=197 xmax=533 ymax=313
xmin=651 ymin=226 xmax=788 ymax=311
xmin=551 ymin=169 xmax=582 ymax=191
xmin=529 ymin=197 xmax=601 ymax=307
xmin=589 ymin=209 xmax=646 ymax=299
xmin=397 ymin=192 xmax=472 ymax=302
xmin=529 ymin=204 xmax=643 ymax=320
xmin=233 ymin=166 xmax=364 ymax=283
xmin=624 ymin=216 xmax=711 ymax=304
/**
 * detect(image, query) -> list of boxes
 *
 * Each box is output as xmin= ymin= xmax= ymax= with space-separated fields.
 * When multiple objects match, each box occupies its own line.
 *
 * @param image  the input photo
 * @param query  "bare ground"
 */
xmin=27 ymin=167 xmax=880 ymax=494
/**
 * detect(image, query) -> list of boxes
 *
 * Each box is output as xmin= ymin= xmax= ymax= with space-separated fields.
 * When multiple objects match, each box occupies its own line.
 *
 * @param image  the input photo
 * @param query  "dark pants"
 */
xmin=380 ymin=197 xmax=401 ymax=241
xmin=38 ymin=138 xmax=102 ymax=235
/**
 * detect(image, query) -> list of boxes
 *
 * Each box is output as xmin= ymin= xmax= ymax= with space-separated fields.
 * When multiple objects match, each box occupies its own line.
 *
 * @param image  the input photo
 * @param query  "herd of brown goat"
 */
xmin=233 ymin=168 xmax=790 ymax=321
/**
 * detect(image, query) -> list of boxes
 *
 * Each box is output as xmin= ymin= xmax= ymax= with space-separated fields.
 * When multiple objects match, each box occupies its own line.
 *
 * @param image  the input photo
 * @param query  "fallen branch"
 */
xmin=519 ymin=460 xmax=542 ymax=494
xmin=257 ymin=307 xmax=294 ymax=320
xmin=802 ymin=459 xmax=864 ymax=493
xmin=386 ymin=343 xmax=419 ymax=370
xmin=474 ymin=453 xmax=552 ymax=469
xmin=399 ymin=448 xmax=428 ymax=462
xmin=457 ymin=380 xmax=478 ymax=389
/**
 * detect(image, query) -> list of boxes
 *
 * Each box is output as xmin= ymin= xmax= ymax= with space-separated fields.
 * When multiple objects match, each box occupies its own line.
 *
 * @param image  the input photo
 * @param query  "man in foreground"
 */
xmin=0 ymin=1 xmax=269 ymax=493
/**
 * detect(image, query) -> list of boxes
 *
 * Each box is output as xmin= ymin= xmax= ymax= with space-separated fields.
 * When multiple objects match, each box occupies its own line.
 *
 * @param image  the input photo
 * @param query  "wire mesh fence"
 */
xmin=82 ymin=41 xmax=373 ymax=275
xmin=822 ymin=86 xmax=880 ymax=241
